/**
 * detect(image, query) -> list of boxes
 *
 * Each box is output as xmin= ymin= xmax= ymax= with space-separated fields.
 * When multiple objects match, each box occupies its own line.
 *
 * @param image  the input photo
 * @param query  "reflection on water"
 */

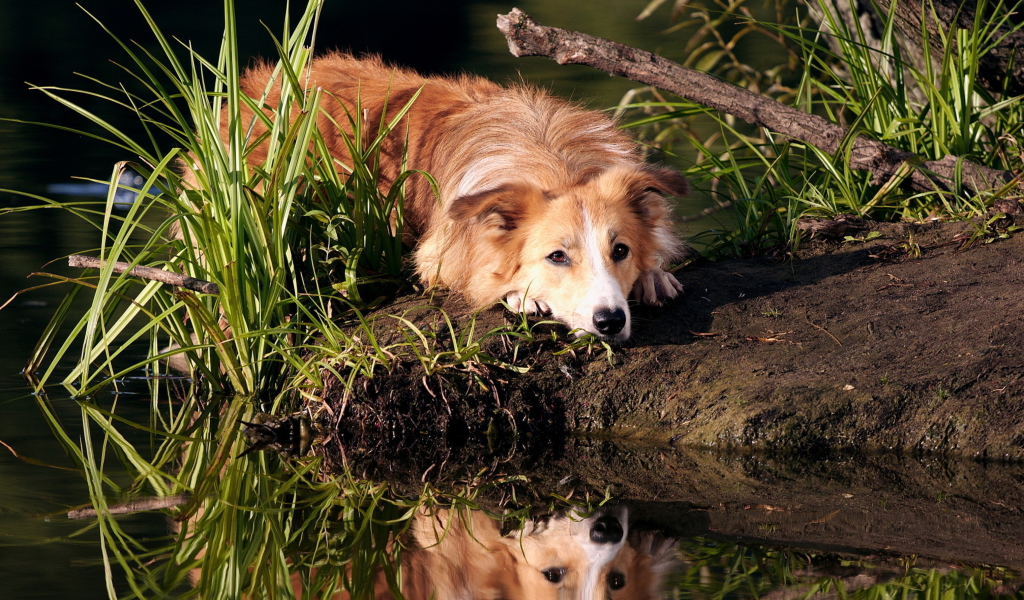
xmin=346 ymin=505 xmax=674 ymax=600
xmin=159 ymin=437 xmax=1024 ymax=599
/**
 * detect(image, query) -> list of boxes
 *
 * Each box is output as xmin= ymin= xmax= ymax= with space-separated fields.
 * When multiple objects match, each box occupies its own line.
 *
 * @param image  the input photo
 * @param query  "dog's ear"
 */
xmin=638 ymin=531 xmax=681 ymax=597
xmin=634 ymin=531 xmax=680 ymax=575
xmin=641 ymin=165 xmax=689 ymax=198
xmin=626 ymin=166 xmax=688 ymax=223
xmin=447 ymin=183 xmax=542 ymax=231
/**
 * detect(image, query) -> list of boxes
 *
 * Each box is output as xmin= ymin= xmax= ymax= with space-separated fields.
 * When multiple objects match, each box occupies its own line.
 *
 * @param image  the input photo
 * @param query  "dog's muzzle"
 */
xmin=589 ymin=514 xmax=624 ymax=544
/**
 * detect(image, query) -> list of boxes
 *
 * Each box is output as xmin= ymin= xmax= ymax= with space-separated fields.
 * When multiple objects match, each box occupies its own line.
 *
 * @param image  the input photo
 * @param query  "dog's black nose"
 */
xmin=590 ymin=515 xmax=623 ymax=544
xmin=593 ymin=308 xmax=626 ymax=336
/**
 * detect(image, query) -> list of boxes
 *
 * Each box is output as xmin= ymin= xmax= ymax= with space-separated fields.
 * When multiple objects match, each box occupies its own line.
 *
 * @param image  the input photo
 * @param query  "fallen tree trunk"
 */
xmin=495 ymin=8 xmax=1017 ymax=196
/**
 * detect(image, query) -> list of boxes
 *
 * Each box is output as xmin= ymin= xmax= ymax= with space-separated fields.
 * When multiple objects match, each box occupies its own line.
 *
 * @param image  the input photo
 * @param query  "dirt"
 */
xmin=319 ymin=215 xmax=1024 ymax=459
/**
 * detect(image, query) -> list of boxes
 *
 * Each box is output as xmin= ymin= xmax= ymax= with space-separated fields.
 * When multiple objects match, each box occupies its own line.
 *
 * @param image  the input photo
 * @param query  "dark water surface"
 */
xmin=2 ymin=1 xmax=1020 ymax=599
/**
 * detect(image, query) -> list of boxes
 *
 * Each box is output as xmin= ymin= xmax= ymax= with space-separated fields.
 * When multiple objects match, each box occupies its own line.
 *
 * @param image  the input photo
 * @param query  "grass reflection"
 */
xmin=668 ymin=540 xmax=1019 ymax=600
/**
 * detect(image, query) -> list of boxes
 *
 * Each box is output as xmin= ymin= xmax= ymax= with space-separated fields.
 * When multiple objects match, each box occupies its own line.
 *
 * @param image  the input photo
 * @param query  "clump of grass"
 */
xmin=959 ymin=211 xmax=1023 ymax=248
xmin=0 ymin=0 xmax=439 ymax=399
xmin=624 ymin=0 xmax=1024 ymax=259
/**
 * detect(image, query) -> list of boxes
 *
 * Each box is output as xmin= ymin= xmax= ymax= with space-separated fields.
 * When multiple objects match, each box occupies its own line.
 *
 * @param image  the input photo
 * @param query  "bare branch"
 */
xmin=67 ymin=494 xmax=191 ymax=520
xmin=68 ymin=255 xmax=219 ymax=295
xmin=496 ymin=8 xmax=1015 ymax=196
xmin=795 ymin=215 xmax=868 ymax=238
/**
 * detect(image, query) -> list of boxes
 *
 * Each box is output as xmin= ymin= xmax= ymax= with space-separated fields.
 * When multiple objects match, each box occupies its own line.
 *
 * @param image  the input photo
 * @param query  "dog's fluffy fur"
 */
xmin=606 ymin=531 xmax=681 ymax=600
xmin=233 ymin=53 xmax=688 ymax=340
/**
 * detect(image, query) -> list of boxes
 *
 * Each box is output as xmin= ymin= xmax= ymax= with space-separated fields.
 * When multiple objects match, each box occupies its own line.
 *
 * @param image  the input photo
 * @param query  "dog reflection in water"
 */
xmin=342 ymin=506 xmax=676 ymax=600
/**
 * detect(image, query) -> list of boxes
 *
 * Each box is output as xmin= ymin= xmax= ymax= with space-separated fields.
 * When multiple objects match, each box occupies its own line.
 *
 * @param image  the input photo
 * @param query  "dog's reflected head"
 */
xmin=506 ymin=506 xmax=628 ymax=599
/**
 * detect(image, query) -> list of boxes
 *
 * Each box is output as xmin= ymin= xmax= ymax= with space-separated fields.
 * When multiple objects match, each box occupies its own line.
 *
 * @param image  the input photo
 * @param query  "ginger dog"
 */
xmin=228 ymin=53 xmax=689 ymax=341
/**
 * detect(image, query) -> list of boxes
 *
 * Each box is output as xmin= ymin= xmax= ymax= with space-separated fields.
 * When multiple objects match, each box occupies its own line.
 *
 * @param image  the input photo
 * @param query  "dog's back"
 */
xmin=234 ymin=54 xmax=635 ymax=235
xmin=234 ymin=54 xmax=503 ymax=234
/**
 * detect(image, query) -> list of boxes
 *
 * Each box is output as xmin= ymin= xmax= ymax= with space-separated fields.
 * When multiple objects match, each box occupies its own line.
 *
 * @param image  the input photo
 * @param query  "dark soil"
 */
xmin=320 ymin=216 xmax=1024 ymax=460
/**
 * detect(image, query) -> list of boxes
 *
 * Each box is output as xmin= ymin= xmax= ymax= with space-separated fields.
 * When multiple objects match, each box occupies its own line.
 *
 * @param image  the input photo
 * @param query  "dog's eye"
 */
xmin=612 ymin=243 xmax=630 ymax=261
xmin=608 ymin=571 xmax=626 ymax=590
xmin=547 ymin=251 xmax=569 ymax=265
xmin=542 ymin=568 xmax=566 ymax=583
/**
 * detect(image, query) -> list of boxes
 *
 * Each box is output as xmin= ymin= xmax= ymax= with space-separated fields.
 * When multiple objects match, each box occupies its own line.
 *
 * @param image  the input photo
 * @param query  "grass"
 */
xmin=626 ymin=0 xmax=1024 ymax=259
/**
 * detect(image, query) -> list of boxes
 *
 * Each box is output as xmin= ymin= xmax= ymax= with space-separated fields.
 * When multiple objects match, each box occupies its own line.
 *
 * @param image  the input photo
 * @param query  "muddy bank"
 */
xmin=319 ymin=217 xmax=1024 ymax=460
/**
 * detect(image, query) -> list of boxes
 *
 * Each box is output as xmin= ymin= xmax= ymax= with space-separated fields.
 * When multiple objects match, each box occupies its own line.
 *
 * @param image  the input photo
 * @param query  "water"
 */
xmin=0 ymin=210 xmax=134 ymax=599
xmin=2 ymin=1 xmax=1020 ymax=598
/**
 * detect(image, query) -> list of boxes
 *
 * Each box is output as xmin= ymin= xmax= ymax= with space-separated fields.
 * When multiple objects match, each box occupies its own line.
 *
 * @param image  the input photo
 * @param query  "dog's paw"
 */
xmin=632 ymin=268 xmax=683 ymax=306
xmin=505 ymin=291 xmax=550 ymax=315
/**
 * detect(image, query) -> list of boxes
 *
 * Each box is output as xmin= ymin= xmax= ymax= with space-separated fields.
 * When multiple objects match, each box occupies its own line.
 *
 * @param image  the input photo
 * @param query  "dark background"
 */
xmin=0 ymin=0 xmax=479 ymax=195
xmin=0 ymin=0 xmax=708 ymax=199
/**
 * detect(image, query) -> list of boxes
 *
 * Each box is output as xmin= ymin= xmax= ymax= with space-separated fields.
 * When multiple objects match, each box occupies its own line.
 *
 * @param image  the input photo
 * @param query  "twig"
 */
xmin=68 ymin=255 xmax=219 ymax=295
xmin=796 ymin=215 xmax=869 ymax=238
xmin=496 ymin=9 xmax=1014 ymax=196
xmin=806 ymin=317 xmax=843 ymax=347
xmin=67 ymin=493 xmax=191 ymax=520
xmin=0 ymin=438 xmax=21 ymax=459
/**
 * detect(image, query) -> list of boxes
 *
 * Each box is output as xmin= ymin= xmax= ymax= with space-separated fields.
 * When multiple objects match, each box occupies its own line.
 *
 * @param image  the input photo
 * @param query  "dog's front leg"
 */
xmin=631 ymin=268 xmax=683 ymax=306
xmin=505 ymin=291 xmax=551 ymax=315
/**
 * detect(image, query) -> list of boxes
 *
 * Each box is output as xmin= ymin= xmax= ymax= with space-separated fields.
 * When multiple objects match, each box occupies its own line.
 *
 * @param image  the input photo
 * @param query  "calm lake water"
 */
xmin=2 ymin=1 xmax=1021 ymax=598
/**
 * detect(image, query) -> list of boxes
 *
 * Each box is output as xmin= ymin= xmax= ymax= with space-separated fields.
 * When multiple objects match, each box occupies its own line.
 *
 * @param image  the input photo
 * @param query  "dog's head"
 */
xmin=448 ymin=165 xmax=688 ymax=341
xmin=502 ymin=506 xmax=629 ymax=600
